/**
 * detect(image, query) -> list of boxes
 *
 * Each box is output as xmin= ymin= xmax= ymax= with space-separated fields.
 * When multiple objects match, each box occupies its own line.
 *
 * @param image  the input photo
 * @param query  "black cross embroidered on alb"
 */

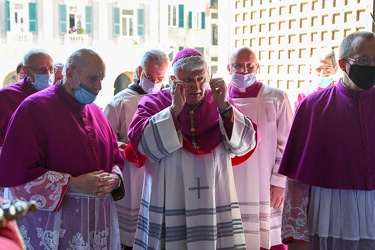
xmin=189 ymin=178 xmax=209 ymax=199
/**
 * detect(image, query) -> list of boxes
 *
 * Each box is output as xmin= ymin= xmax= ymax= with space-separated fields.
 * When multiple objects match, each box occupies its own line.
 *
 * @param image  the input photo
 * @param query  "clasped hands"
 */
xmin=68 ymin=170 xmax=121 ymax=197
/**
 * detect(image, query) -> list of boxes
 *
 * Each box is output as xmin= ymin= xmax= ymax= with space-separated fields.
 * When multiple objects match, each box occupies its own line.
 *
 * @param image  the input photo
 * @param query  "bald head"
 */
xmin=228 ymin=47 xmax=259 ymax=74
xmin=63 ymin=48 xmax=105 ymax=98
xmin=230 ymin=47 xmax=256 ymax=63
xmin=65 ymin=49 xmax=105 ymax=73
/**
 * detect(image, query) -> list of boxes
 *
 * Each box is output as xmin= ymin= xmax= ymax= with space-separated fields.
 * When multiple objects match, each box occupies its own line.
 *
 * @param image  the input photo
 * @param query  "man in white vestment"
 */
xmin=127 ymin=48 xmax=258 ymax=249
xmin=228 ymin=47 xmax=293 ymax=250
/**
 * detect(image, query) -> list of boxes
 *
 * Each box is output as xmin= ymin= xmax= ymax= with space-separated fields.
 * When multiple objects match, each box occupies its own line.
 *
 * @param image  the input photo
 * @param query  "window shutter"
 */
xmin=178 ymin=4 xmax=184 ymax=28
xmin=58 ymin=4 xmax=67 ymax=34
xmin=137 ymin=9 xmax=144 ymax=36
xmin=6 ymin=0 xmax=10 ymax=31
xmin=113 ymin=7 xmax=120 ymax=36
xmin=85 ymin=6 xmax=92 ymax=34
xmin=188 ymin=11 xmax=192 ymax=29
xmin=201 ymin=12 xmax=205 ymax=29
xmin=29 ymin=2 xmax=37 ymax=33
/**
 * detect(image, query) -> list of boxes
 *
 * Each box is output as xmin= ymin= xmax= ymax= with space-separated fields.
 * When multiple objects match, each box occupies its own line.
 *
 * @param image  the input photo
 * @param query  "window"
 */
xmin=169 ymin=4 xmax=185 ymax=28
xmin=113 ymin=8 xmax=120 ymax=35
xmin=188 ymin=11 xmax=205 ymax=29
xmin=10 ymin=2 xmax=27 ymax=32
xmin=211 ymin=0 xmax=218 ymax=8
xmin=137 ymin=9 xmax=144 ymax=36
xmin=212 ymin=24 xmax=218 ymax=45
xmin=121 ymin=9 xmax=134 ymax=36
xmin=168 ymin=5 xmax=177 ymax=26
xmin=28 ymin=2 xmax=37 ymax=33
xmin=85 ymin=6 xmax=92 ymax=34
xmin=195 ymin=47 xmax=204 ymax=55
xmin=6 ymin=1 xmax=34 ymax=33
xmin=59 ymin=5 xmax=67 ymax=34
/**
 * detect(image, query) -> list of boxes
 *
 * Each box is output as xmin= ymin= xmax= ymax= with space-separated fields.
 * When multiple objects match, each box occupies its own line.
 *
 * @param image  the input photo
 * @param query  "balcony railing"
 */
xmin=6 ymin=32 xmax=32 ymax=43
xmin=64 ymin=34 xmax=89 ymax=45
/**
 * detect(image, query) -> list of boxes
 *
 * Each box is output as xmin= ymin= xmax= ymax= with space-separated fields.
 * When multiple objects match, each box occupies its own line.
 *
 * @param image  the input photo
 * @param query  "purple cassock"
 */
xmin=0 ymin=77 xmax=37 ymax=146
xmin=128 ymin=88 xmax=230 ymax=157
xmin=278 ymin=79 xmax=375 ymax=190
xmin=0 ymin=83 xmax=125 ymax=249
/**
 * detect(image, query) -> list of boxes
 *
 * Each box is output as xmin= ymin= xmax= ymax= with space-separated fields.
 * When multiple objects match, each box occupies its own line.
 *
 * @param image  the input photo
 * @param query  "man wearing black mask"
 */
xmin=278 ymin=30 xmax=375 ymax=250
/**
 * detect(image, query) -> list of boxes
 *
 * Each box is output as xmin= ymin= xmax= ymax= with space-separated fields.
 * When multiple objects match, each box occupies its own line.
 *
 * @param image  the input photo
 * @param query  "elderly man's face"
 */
xmin=74 ymin=61 xmax=105 ymax=94
xmin=140 ymin=62 xmax=168 ymax=84
xmin=229 ymin=50 xmax=259 ymax=74
xmin=311 ymin=59 xmax=337 ymax=77
xmin=23 ymin=54 xmax=54 ymax=83
xmin=175 ymin=68 xmax=208 ymax=105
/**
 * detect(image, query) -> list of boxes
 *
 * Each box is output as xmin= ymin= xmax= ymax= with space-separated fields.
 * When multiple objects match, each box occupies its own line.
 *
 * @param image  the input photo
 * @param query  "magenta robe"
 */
xmin=128 ymin=88 xmax=236 ymax=157
xmin=0 ymin=83 xmax=124 ymax=188
xmin=0 ymin=77 xmax=37 ymax=146
xmin=278 ymin=80 xmax=375 ymax=190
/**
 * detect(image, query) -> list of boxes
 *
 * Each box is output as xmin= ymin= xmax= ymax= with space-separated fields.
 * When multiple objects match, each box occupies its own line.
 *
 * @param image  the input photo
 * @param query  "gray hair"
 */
xmin=172 ymin=56 xmax=207 ymax=75
xmin=311 ymin=47 xmax=337 ymax=68
xmin=339 ymin=31 xmax=375 ymax=59
xmin=23 ymin=49 xmax=52 ymax=66
xmin=140 ymin=49 xmax=169 ymax=69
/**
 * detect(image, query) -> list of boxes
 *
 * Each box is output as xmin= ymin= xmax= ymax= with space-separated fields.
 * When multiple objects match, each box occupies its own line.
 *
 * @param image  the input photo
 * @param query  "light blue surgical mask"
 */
xmin=31 ymin=73 xmax=54 ymax=91
xmin=316 ymin=76 xmax=334 ymax=88
xmin=73 ymin=71 xmax=98 ymax=104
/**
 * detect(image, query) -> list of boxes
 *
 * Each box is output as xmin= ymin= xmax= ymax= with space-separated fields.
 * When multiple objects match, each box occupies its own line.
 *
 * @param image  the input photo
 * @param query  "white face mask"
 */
xmin=140 ymin=77 xmax=163 ymax=94
xmin=231 ymin=72 xmax=256 ymax=92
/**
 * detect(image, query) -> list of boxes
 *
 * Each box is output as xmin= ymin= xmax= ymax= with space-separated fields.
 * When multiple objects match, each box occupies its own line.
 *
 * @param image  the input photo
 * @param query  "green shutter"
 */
xmin=85 ymin=6 xmax=92 ymax=34
xmin=6 ymin=0 xmax=10 ymax=31
xmin=188 ymin=11 xmax=192 ymax=29
xmin=59 ymin=4 xmax=67 ymax=34
xmin=178 ymin=4 xmax=184 ymax=28
xmin=201 ymin=12 xmax=205 ymax=29
xmin=29 ymin=2 xmax=37 ymax=33
xmin=113 ymin=7 xmax=120 ymax=36
xmin=137 ymin=9 xmax=144 ymax=36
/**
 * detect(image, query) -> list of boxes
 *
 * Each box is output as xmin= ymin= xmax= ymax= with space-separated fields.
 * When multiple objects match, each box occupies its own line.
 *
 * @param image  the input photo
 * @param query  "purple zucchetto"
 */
xmin=172 ymin=48 xmax=203 ymax=65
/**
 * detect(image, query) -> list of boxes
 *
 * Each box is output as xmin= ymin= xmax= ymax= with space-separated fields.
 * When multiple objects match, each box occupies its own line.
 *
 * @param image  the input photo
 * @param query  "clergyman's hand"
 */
xmin=270 ymin=185 xmax=285 ymax=208
xmin=209 ymin=77 xmax=228 ymax=110
xmin=68 ymin=170 xmax=118 ymax=197
xmin=170 ymin=80 xmax=186 ymax=116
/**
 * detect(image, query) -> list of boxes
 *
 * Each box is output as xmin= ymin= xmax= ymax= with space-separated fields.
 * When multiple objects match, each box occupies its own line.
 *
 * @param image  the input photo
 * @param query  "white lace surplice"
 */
xmin=6 ymin=171 xmax=121 ymax=250
xmin=282 ymin=178 xmax=375 ymax=250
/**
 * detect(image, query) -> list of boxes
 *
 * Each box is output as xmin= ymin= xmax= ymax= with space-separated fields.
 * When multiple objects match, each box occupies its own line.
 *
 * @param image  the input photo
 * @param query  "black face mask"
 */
xmin=345 ymin=62 xmax=375 ymax=90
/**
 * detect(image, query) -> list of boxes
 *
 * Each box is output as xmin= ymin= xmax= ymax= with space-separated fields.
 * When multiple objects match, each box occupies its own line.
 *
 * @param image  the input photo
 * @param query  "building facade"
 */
xmin=0 ymin=0 xmax=217 ymax=108
xmin=2 ymin=0 xmax=374 ymax=106
xmin=217 ymin=0 xmax=375 ymax=94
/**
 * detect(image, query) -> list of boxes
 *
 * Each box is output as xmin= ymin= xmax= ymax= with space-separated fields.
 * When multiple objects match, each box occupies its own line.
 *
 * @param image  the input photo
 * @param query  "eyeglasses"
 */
xmin=346 ymin=57 xmax=375 ymax=66
xmin=26 ymin=66 xmax=57 ymax=74
xmin=142 ymin=71 xmax=165 ymax=83
xmin=174 ymin=72 xmax=209 ymax=89
xmin=231 ymin=62 xmax=258 ymax=73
